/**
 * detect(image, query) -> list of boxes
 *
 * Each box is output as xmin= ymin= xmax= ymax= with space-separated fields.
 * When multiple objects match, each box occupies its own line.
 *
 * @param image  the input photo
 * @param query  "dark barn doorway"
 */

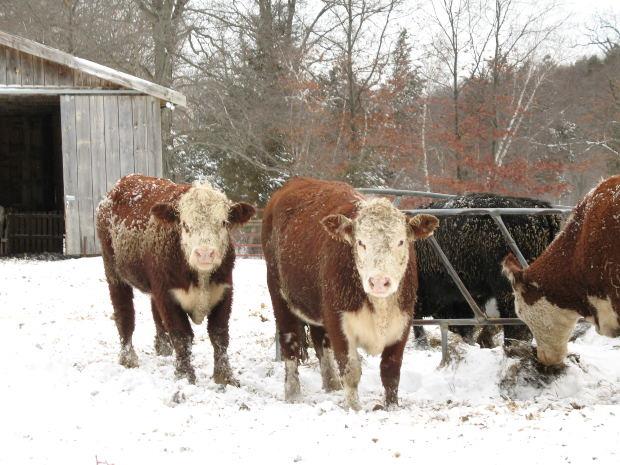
xmin=0 ymin=95 xmax=64 ymax=255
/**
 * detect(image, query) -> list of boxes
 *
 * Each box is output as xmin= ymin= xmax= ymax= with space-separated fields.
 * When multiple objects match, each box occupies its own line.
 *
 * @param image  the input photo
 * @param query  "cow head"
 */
xmin=151 ymin=183 xmax=255 ymax=272
xmin=502 ymin=253 xmax=579 ymax=366
xmin=321 ymin=198 xmax=439 ymax=298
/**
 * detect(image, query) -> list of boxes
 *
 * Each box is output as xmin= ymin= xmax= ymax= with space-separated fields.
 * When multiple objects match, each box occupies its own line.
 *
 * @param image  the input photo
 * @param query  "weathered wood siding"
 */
xmin=0 ymin=44 xmax=120 ymax=88
xmin=60 ymin=95 xmax=163 ymax=255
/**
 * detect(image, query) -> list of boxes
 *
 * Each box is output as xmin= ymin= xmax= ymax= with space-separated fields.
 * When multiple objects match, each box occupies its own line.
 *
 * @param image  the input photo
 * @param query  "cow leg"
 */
xmin=609 ymin=296 xmax=620 ymax=338
xmin=309 ymin=325 xmax=341 ymax=392
xmin=267 ymin=271 xmax=303 ymax=401
xmin=277 ymin=313 xmax=303 ymax=401
xmin=326 ymin=316 xmax=361 ymax=411
xmin=412 ymin=326 xmax=429 ymax=349
xmin=448 ymin=303 xmax=476 ymax=344
xmin=151 ymin=298 xmax=172 ymax=356
xmin=476 ymin=325 xmax=498 ymax=348
xmin=380 ymin=332 xmax=409 ymax=407
xmin=108 ymin=281 xmax=139 ymax=368
xmin=497 ymin=292 xmax=532 ymax=345
xmin=207 ymin=287 xmax=239 ymax=387
xmin=153 ymin=293 xmax=196 ymax=384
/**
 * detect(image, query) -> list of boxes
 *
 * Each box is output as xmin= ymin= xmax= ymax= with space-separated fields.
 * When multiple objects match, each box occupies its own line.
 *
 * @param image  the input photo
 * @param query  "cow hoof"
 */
xmin=284 ymin=380 xmax=302 ymax=402
xmin=346 ymin=399 xmax=362 ymax=412
xmin=284 ymin=384 xmax=302 ymax=403
xmin=175 ymin=366 xmax=197 ymax=384
xmin=323 ymin=376 xmax=342 ymax=392
xmin=154 ymin=336 xmax=173 ymax=356
xmin=119 ymin=346 xmax=139 ymax=368
xmin=213 ymin=371 xmax=240 ymax=387
xmin=284 ymin=359 xmax=301 ymax=402
xmin=384 ymin=389 xmax=399 ymax=408
xmin=477 ymin=335 xmax=496 ymax=349
xmin=344 ymin=385 xmax=362 ymax=411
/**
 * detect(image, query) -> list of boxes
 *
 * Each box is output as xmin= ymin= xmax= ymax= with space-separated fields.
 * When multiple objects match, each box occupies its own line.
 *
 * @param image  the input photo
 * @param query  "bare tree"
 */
xmin=585 ymin=10 xmax=620 ymax=55
xmin=425 ymin=0 xmax=490 ymax=180
xmin=133 ymin=0 xmax=191 ymax=175
xmin=486 ymin=0 xmax=564 ymax=164
xmin=324 ymin=0 xmax=402 ymax=142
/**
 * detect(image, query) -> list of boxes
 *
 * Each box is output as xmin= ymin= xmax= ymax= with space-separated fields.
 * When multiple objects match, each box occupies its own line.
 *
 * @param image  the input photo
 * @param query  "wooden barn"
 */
xmin=0 ymin=31 xmax=186 ymax=256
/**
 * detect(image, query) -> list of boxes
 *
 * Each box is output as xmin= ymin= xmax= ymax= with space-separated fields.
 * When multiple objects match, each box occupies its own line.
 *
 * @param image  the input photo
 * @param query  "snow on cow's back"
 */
xmin=98 ymin=174 xmax=192 ymax=230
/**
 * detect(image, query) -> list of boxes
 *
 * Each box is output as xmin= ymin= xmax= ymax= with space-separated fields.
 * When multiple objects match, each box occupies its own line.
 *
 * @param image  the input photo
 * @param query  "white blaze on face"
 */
xmin=178 ymin=182 xmax=232 ymax=272
xmin=513 ymin=291 xmax=580 ymax=366
xmin=352 ymin=198 xmax=409 ymax=298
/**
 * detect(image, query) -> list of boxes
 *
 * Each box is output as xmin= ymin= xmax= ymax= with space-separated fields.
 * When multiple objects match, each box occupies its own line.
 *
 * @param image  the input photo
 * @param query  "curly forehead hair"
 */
xmin=179 ymin=183 xmax=232 ymax=225
xmin=355 ymin=197 xmax=406 ymax=224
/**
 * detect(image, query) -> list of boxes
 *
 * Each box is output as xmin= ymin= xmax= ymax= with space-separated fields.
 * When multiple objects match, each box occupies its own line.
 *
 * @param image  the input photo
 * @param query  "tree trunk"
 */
xmin=136 ymin=0 xmax=188 ymax=178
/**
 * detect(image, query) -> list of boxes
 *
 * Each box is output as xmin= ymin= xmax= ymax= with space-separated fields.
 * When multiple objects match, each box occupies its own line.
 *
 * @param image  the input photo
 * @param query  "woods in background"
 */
xmin=2 ymin=0 xmax=618 ymax=205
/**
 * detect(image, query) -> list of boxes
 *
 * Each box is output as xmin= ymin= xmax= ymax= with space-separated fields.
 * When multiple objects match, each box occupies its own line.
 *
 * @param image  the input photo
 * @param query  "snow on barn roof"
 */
xmin=0 ymin=30 xmax=186 ymax=107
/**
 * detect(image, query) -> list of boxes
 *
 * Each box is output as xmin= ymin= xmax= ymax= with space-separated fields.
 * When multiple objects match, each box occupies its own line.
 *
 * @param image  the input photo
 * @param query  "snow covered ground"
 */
xmin=1 ymin=257 xmax=619 ymax=465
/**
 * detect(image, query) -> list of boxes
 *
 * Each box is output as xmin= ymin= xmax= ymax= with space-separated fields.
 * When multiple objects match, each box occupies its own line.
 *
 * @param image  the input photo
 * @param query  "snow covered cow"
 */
xmin=262 ymin=177 xmax=438 ymax=410
xmin=96 ymin=174 xmax=255 ymax=384
xmin=503 ymin=175 xmax=620 ymax=366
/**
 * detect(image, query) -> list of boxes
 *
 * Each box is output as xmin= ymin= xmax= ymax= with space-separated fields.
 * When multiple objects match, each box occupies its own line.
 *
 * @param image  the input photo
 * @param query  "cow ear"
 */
xmin=407 ymin=214 xmax=439 ymax=240
xmin=150 ymin=202 xmax=179 ymax=223
xmin=228 ymin=202 xmax=256 ymax=225
xmin=502 ymin=253 xmax=524 ymax=286
xmin=321 ymin=214 xmax=353 ymax=244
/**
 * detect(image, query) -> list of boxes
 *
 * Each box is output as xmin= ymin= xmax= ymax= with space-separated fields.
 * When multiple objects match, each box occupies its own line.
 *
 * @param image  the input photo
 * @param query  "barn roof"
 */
xmin=0 ymin=30 xmax=186 ymax=107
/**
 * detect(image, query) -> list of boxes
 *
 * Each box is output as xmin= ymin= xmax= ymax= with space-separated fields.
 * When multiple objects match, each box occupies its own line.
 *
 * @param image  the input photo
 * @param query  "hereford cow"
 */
xmin=503 ymin=175 xmax=620 ymax=366
xmin=96 ymin=174 xmax=255 ymax=385
xmin=262 ymin=177 xmax=438 ymax=410
xmin=414 ymin=193 xmax=561 ymax=347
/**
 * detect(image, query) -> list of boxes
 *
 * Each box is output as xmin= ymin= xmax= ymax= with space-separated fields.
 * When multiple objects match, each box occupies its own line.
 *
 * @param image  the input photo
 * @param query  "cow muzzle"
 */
xmin=367 ymin=274 xmax=394 ymax=297
xmin=193 ymin=247 xmax=221 ymax=269
xmin=536 ymin=345 xmax=565 ymax=367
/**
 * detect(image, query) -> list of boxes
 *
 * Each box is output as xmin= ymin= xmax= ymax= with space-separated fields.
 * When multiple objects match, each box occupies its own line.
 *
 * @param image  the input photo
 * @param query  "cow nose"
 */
xmin=368 ymin=275 xmax=391 ymax=293
xmin=194 ymin=248 xmax=219 ymax=264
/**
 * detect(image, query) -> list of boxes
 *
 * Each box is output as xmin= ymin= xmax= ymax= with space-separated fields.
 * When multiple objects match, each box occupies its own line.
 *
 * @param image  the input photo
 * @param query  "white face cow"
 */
xmin=502 ymin=254 xmax=580 ymax=366
xmin=151 ymin=182 xmax=255 ymax=272
xmin=321 ymin=198 xmax=439 ymax=298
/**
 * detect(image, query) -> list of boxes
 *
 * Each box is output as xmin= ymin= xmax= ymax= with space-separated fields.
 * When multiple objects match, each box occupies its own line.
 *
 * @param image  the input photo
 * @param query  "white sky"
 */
xmin=565 ymin=0 xmax=619 ymax=57
xmin=400 ymin=0 xmax=620 ymax=66
xmin=569 ymin=0 xmax=618 ymax=16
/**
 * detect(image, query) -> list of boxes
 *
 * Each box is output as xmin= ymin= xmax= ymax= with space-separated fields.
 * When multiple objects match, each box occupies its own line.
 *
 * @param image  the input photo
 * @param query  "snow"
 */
xmin=1 ymin=257 xmax=619 ymax=465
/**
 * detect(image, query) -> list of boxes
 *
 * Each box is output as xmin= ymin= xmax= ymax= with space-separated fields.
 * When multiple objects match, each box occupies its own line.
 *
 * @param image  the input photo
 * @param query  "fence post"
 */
xmin=439 ymin=323 xmax=450 ymax=366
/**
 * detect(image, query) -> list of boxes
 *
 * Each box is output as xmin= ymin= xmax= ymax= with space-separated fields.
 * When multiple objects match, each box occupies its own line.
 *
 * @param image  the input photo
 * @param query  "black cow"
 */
xmin=413 ymin=193 xmax=562 ymax=347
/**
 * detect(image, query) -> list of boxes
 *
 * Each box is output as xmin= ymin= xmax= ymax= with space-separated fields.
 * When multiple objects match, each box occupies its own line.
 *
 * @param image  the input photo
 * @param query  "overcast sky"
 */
xmin=563 ymin=0 xmax=619 ymax=58
xmin=402 ymin=0 xmax=620 ymax=63
xmin=569 ymin=0 xmax=618 ymax=16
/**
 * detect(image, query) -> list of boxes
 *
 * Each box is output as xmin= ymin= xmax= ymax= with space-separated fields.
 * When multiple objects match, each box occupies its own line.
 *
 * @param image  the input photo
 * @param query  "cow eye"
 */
xmin=222 ymin=220 xmax=227 ymax=227
xmin=357 ymin=240 xmax=366 ymax=249
xmin=398 ymin=240 xmax=404 ymax=246
xmin=181 ymin=222 xmax=190 ymax=233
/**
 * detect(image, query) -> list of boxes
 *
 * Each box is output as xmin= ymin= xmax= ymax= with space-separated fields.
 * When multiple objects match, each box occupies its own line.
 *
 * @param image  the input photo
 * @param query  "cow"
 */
xmin=413 ymin=193 xmax=562 ymax=347
xmin=96 ymin=174 xmax=255 ymax=385
xmin=503 ymin=175 xmax=620 ymax=366
xmin=261 ymin=177 xmax=438 ymax=410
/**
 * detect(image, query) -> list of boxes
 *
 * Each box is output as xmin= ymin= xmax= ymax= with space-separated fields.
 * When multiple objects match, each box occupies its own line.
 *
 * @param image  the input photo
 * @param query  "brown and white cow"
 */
xmin=503 ymin=175 xmax=620 ymax=366
xmin=262 ymin=177 xmax=438 ymax=410
xmin=96 ymin=174 xmax=255 ymax=385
